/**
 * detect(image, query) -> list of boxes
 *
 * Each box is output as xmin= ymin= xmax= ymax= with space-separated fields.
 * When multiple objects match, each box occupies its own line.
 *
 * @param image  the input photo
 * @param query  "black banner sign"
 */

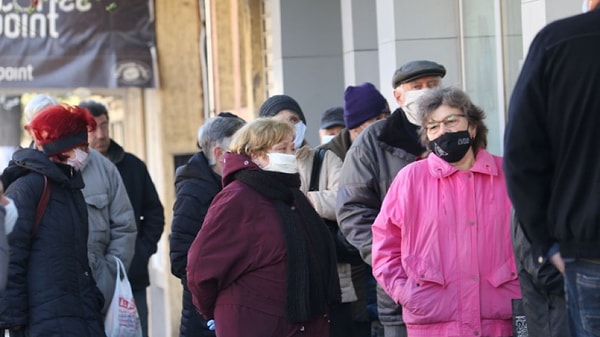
xmin=0 ymin=0 xmax=156 ymax=88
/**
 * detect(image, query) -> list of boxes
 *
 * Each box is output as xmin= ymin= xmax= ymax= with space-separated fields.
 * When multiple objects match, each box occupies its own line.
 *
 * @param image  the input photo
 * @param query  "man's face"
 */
xmin=319 ymin=125 xmax=344 ymax=143
xmin=88 ymin=114 xmax=110 ymax=154
xmin=393 ymin=75 xmax=442 ymax=106
xmin=271 ymin=109 xmax=302 ymax=125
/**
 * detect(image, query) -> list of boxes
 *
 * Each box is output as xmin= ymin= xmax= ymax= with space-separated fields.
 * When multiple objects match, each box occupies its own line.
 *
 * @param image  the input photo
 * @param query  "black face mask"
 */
xmin=429 ymin=130 xmax=472 ymax=163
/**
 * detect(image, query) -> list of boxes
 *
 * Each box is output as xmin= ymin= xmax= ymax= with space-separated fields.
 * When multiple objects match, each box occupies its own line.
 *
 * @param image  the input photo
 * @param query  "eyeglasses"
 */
xmin=425 ymin=114 xmax=466 ymax=134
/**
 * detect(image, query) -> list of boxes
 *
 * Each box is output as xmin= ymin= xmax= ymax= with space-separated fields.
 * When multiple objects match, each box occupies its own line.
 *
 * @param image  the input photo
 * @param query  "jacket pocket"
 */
xmin=398 ymin=255 xmax=452 ymax=323
xmin=85 ymin=193 xmax=109 ymax=210
xmin=85 ymin=193 xmax=110 ymax=253
xmin=487 ymin=257 xmax=518 ymax=288
xmin=482 ymin=257 xmax=521 ymax=320
xmin=404 ymin=254 xmax=445 ymax=286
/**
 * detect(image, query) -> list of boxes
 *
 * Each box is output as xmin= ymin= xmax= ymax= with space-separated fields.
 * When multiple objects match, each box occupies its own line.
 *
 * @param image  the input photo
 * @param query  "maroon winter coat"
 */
xmin=186 ymin=153 xmax=330 ymax=337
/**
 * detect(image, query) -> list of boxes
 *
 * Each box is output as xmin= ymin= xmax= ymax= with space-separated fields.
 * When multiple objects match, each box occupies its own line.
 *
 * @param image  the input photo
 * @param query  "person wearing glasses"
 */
xmin=371 ymin=87 xmax=521 ymax=337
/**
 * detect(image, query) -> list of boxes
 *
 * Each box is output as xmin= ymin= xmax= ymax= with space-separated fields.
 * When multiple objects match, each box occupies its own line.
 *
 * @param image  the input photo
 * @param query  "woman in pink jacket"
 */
xmin=372 ymin=87 xmax=521 ymax=337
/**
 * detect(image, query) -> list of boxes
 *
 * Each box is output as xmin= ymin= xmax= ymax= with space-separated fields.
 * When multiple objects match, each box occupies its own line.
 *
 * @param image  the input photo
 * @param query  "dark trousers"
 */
xmin=133 ymin=288 xmax=148 ymax=337
xmin=330 ymin=302 xmax=373 ymax=337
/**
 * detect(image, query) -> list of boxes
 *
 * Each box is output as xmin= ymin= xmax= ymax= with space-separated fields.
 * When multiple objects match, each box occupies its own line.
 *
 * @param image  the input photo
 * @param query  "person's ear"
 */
xmin=212 ymin=146 xmax=222 ymax=162
xmin=468 ymin=124 xmax=477 ymax=139
xmin=394 ymin=87 xmax=405 ymax=106
xmin=250 ymin=151 xmax=268 ymax=168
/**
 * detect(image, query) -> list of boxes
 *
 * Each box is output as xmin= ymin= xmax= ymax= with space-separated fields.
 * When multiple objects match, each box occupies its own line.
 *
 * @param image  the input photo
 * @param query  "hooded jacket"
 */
xmin=170 ymin=151 xmax=219 ymax=337
xmin=105 ymin=139 xmax=165 ymax=290
xmin=372 ymin=150 xmax=521 ymax=337
xmin=0 ymin=148 xmax=105 ymax=337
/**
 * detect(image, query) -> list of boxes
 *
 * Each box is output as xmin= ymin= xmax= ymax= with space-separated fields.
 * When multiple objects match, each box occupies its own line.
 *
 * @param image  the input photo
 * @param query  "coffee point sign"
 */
xmin=0 ymin=0 xmax=156 ymax=88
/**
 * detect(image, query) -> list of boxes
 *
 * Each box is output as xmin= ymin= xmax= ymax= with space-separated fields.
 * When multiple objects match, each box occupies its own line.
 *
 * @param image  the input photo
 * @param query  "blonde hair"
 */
xmin=229 ymin=118 xmax=295 ymax=158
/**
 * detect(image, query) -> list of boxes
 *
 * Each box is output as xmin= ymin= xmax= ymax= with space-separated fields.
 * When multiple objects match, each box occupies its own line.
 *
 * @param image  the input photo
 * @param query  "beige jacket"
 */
xmin=296 ymin=144 xmax=357 ymax=303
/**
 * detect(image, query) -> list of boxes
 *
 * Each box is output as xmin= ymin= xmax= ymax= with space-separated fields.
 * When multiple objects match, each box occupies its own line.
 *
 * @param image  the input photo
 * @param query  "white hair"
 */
xmin=24 ymin=94 xmax=58 ymax=124
xmin=198 ymin=116 xmax=245 ymax=165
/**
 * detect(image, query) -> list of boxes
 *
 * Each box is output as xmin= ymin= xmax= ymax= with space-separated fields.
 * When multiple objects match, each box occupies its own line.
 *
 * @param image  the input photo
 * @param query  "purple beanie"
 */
xmin=343 ymin=82 xmax=390 ymax=130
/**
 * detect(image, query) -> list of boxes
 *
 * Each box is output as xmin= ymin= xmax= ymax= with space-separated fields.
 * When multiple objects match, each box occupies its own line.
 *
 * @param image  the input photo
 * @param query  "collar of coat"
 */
xmin=427 ymin=148 xmax=499 ymax=178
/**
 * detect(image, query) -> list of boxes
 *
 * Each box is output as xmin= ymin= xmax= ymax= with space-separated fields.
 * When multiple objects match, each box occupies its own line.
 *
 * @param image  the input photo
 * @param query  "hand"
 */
xmin=207 ymin=319 xmax=215 ymax=331
xmin=549 ymin=251 xmax=565 ymax=274
xmin=0 ymin=180 xmax=7 ymax=206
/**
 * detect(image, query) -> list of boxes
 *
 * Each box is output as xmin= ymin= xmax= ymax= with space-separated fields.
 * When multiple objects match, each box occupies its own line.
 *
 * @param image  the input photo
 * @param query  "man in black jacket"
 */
xmin=169 ymin=113 xmax=245 ymax=337
xmin=504 ymin=2 xmax=600 ymax=336
xmin=81 ymin=100 xmax=165 ymax=337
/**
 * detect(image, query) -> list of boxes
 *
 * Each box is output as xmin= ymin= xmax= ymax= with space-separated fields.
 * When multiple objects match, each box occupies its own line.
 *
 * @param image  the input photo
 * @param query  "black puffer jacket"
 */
xmin=106 ymin=140 xmax=165 ymax=291
xmin=169 ymin=152 xmax=219 ymax=337
xmin=0 ymin=148 xmax=105 ymax=337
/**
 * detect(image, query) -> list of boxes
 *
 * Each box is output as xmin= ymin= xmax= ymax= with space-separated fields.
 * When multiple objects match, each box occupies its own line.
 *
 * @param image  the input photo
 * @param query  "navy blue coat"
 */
xmin=106 ymin=140 xmax=165 ymax=291
xmin=170 ymin=152 xmax=219 ymax=337
xmin=0 ymin=148 xmax=105 ymax=337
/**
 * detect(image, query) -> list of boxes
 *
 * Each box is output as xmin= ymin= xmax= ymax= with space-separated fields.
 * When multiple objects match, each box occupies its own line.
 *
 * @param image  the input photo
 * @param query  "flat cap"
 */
xmin=320 ymin=106 xmax=345 ymax=129
xmin=392 ymin=60 xmax=446 ymax=88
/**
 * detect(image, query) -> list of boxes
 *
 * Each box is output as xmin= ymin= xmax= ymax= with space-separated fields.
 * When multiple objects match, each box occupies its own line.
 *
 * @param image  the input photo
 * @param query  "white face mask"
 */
xmin=4 ymin=197 xmax=18 ymax=235
xmin=402 ymin=89 xmax=431 ymax=126
xmin=321 ymin=134 xmax=335 ymax=144
xmin=583 ymin=0 xmax=589 ymax=12
xmin=294 ymin=122 xmax=307 ymax=150
xmin=67 ymin=148 xmax=88 ymax=171
xmin=263 ymin=152 xmax=298 ymax=174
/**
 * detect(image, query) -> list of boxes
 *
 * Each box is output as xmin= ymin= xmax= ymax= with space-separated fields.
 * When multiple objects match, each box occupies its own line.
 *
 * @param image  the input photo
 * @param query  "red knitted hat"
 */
xmin=26 ymin=104 xmax=97 ymax=156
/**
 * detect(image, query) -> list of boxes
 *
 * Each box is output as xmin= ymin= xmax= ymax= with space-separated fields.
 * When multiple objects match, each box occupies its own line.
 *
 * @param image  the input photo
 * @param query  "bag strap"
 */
xmin=114 ymin=256 xmax=124 ymax=282
xmin=32 ymin=175 xmax=50 ymax=237
xmin=309 ymin=147 xmax=327 ymax=192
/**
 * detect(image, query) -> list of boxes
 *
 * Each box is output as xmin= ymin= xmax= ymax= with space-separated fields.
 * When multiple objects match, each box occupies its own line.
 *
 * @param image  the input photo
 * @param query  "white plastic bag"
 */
xmin=104 ymin=256 xmax=143 ymax=337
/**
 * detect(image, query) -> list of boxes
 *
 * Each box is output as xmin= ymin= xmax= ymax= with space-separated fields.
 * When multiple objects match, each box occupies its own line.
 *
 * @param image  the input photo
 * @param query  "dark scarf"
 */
xmin=234 ymin=169 xmax=340 ymax=322
xmin=378 ymin=108 xmax=426 ymax=156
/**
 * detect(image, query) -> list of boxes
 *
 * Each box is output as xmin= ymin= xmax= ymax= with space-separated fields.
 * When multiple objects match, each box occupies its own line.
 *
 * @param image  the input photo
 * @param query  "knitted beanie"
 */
xmin=259 ymin=95 xmax=306 ymax=125
xmin=343 ymin=82 xmax=389 ymax=130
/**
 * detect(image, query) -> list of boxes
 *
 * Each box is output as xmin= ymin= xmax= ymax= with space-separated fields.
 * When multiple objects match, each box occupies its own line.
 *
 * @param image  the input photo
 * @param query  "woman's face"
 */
xmin=424 ymin=105 xmax=475 ymax=141
xmin=251 ymin=133 xmax=295 ymax=168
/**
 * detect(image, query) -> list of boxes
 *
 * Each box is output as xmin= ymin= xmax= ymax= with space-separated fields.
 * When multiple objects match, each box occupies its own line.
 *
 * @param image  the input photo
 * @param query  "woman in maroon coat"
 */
xmin=187 ymin=118 xmax=340 ymax=336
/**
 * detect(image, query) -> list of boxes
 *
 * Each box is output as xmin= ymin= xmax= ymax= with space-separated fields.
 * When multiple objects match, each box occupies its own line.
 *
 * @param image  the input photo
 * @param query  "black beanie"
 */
xmin=258 ymin=94 xmax=306 ymax=125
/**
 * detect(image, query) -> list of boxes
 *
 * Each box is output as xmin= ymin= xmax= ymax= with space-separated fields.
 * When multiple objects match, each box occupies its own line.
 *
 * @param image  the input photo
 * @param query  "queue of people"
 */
xmin=1 ymin=5 xmax=599 ymax=336
xmin=174 ymin=59 xmax=519 ymax=336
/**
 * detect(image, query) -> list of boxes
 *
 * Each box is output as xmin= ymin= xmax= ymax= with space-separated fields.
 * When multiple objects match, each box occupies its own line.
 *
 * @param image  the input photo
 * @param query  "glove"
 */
xmin=207 ymin=319 xmax=215 ymax=331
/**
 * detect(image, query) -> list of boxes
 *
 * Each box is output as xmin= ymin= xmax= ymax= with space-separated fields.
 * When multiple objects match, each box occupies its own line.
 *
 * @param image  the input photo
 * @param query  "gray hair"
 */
xmin=417 ymin=86 xmax=488 ymax=153
xmin=24 ymin=94 xmax=58 ymax=124
xmin=198 ymin=116 xmax=246 ymax=165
